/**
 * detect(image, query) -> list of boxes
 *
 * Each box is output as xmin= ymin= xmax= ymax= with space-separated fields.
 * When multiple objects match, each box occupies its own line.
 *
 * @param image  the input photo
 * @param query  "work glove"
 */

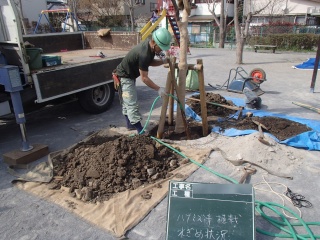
xmin=158 ymin=87 xmax=167 ymax=97
xmin=162 ymin=57 xmax=169 ymax=64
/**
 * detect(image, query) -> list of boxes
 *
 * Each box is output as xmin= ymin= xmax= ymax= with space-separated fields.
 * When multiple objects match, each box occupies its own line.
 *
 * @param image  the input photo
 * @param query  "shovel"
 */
xmin=239 ymin=165 xmax=257 ymax=184
xmin=252 ymin=119 xmax=271 ymax=145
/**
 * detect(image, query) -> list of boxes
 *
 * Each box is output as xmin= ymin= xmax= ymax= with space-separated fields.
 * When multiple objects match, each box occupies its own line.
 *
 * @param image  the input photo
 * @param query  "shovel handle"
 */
xmin=187 ymin=97 xmax=242 ymax=111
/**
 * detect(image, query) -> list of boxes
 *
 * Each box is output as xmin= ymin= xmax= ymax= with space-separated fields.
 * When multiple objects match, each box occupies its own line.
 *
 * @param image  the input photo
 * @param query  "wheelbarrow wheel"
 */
xmin=249 ymin=68 xmax=266 ymax=84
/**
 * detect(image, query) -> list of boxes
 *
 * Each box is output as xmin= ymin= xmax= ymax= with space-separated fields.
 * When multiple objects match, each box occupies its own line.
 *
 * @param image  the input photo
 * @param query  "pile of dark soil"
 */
xmin=186 ymin=93 xmax=311 ymax=140
xmin=51 ymin=135 xmax=185 ymax=203
xmin=186 ymin=93 xmax=237 ymax=117
xmin=213 ymin=116 xmax=311 ymax=141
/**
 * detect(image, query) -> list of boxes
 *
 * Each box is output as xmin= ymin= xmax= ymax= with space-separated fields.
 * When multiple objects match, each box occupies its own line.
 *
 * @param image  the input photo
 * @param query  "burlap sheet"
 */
xmin=14 ymin=130 xmax=213 ymax=238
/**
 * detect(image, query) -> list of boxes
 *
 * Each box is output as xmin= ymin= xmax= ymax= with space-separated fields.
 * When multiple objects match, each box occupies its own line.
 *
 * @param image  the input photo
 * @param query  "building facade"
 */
xmin=244 ymin=0 xmax=320 ymax=26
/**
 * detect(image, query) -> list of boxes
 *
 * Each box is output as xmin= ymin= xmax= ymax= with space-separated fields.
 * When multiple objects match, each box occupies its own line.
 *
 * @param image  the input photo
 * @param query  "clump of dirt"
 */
xmin=212 ymin=116 xmax=312 ymax=141
xmin=186 ymin=93 xmax=237 ymax=117
xmin=51 ymin=135 xmax=185 ymax=203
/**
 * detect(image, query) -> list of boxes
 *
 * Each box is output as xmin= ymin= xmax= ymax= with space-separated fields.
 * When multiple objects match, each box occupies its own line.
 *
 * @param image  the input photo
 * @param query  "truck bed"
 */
xmin=37 ymin=48 xmax=127 ymax=72
xmin=32 ymin=49 xmax=127 ymax=102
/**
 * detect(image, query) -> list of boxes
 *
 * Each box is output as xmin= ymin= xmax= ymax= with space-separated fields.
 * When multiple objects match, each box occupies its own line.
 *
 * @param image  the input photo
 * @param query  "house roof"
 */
xmin=188 ymin=15 xmax=216 ymax=22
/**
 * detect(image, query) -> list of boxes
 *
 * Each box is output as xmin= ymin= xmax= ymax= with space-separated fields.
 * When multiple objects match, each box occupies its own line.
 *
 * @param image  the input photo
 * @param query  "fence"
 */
xmin=187 ymin=25 xmax=319 ymax=48
xmin=187 ymin=25 xmax=237 ymax=48
xmin=28 ymin=21 xmax=319 ymax=49
xmin=250 ymin=25 xmax=320 ymax=36
xmin=187 ymin=24 xmax=214 ymax=48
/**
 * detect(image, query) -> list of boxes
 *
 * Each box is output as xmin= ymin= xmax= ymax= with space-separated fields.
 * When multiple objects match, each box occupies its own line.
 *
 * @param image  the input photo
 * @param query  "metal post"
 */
xmin=10 ymin=91 xmax=33 ymax=151
xmin=310 ymin=39 xmax=320 ymax=93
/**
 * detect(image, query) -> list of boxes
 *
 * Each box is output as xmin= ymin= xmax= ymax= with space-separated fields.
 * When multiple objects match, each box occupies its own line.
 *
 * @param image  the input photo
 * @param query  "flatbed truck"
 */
xmin=0 ymin=0 xmax=140 ymax=117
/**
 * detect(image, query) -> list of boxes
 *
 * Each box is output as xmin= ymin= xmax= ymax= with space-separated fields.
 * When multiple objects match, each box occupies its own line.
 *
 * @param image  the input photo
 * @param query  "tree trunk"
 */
xmin=175 ymin=9 xmax=189 ymax=133
xmin=234 ymin=0 xmax=265 ymax=64
xmin=234 ymin=0 xmax=243 ymax=64
xmin=219 ymin=0 xmax=225 ymax=48
xmin=130 ymin=11 xmax=134 ymax=30
xmin=236 ymin=38 xmax=245 ymax=64
xmin=129 ymin=0 xmax=135 ymax=31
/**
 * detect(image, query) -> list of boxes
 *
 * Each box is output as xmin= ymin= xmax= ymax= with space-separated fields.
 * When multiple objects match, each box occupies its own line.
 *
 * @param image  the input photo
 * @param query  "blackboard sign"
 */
xmin=166 ymin=181 xmax=255 ymax=240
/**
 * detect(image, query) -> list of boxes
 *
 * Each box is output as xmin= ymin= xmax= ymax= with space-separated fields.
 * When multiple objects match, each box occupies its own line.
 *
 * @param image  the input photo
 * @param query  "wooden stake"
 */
xmin=168 ymin=59 xmax=191 ymax=139
xmin=168 ymin=75 xmax=174 ymax=125
xmin=197 ymin=59 xmax=208 ymax=137
xmin=310 ymin=39 xmax=320 ymax=92
xmin=157 ymin=72 xmax=172 ymax=138
xmin=187 ymin=97 xmax=243 ymax=111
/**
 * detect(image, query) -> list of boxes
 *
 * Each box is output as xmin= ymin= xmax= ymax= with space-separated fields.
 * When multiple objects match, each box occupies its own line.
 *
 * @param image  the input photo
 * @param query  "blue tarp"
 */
xmin=293 ymin=58 xmax=320 ymax=70
xmin=185 ymin=96 xmax=320 ymax=151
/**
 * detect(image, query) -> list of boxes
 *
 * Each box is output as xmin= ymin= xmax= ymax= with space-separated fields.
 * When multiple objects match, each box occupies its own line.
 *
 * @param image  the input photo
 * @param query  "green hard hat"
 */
xmin=152 ymin=28 xmax=172 ymax=51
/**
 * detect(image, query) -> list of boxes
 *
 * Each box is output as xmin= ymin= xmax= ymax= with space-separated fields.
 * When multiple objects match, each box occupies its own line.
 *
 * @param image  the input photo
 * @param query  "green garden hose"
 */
xmin=138 ymin=94 xmax=182 ymax=135
xmin=255 ymin=201 xmax=319 ymax=239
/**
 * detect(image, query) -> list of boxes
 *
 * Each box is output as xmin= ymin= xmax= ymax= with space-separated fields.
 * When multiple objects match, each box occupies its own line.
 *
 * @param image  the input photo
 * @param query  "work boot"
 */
xmin=124 ymin=115 xmax=135 ymax=130
xmin=133 ymin=121 xmax=144 ymax=134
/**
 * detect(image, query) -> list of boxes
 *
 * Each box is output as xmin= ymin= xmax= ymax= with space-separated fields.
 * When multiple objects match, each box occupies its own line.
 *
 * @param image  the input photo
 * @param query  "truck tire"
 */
xmin=78 ymin=83 xmax=115 ymax=114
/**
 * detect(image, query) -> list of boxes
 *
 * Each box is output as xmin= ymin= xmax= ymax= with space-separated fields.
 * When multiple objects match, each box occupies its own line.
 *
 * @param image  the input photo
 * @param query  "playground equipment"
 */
xmin=140 ymin=9 xmax=167 ymax=41
xmin=140 ymin=0 xmax=190 ymax=54
xmin=33 ymin=8 xmax=82 ymax=33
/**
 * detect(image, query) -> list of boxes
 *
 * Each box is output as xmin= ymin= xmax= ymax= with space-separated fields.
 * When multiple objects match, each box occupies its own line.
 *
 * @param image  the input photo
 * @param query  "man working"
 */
xmin=114 ymin=28 xmax=172 ymax=134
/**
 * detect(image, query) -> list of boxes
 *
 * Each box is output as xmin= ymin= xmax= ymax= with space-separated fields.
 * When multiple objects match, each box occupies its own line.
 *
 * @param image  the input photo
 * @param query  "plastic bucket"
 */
xmin=26 ymin=48 xmax=43 ymax=70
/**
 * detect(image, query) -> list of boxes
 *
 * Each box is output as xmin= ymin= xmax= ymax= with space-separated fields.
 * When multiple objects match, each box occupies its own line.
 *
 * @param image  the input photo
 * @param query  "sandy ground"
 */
xmin=1 ymin=47 xmax=320 ymax=239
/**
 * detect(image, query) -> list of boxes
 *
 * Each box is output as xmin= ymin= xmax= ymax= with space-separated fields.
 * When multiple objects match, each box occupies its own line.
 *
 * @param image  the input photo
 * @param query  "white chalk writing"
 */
xmin=176 ymin=213 xmax=241 ymax=227
xmin=177 ymin=228 xmax=228 ymax=239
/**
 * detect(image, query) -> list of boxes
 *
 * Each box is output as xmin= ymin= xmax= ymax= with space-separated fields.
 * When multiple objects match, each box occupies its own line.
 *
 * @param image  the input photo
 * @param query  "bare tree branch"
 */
xmin=77 ymin=0 xmax=124 ymax=27
xmin=205 ymin=0 xmax=220 ymax=26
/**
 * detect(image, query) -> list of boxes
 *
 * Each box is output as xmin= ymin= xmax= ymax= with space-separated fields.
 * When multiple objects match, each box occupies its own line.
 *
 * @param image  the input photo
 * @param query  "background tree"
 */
xmin=234 ymin=0 xmax=285 ymax=64
xmin=254 ymin=0 xmax=288 ymax=23
xmin=76 ymin=0 xmax=95 ymax=28
xmin=123 ymin=0 xmax=137 ymax=31
xmin=77 ymin=0 xmax=124 ymax=28
xmin=206 ymin=0 xmax=228 ymax=48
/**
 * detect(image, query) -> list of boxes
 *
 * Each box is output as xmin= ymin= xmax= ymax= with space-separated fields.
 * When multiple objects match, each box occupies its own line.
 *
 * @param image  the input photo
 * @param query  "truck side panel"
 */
xmin=33 ymin=57 xmax=123 ymax=102
xmin=83 ymin=32 xmax=140 ymax=51
xmin=23 ymin=31 xmax=141 ymax=54
xmin=24 ymin=32 xmax=84 ymax=53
